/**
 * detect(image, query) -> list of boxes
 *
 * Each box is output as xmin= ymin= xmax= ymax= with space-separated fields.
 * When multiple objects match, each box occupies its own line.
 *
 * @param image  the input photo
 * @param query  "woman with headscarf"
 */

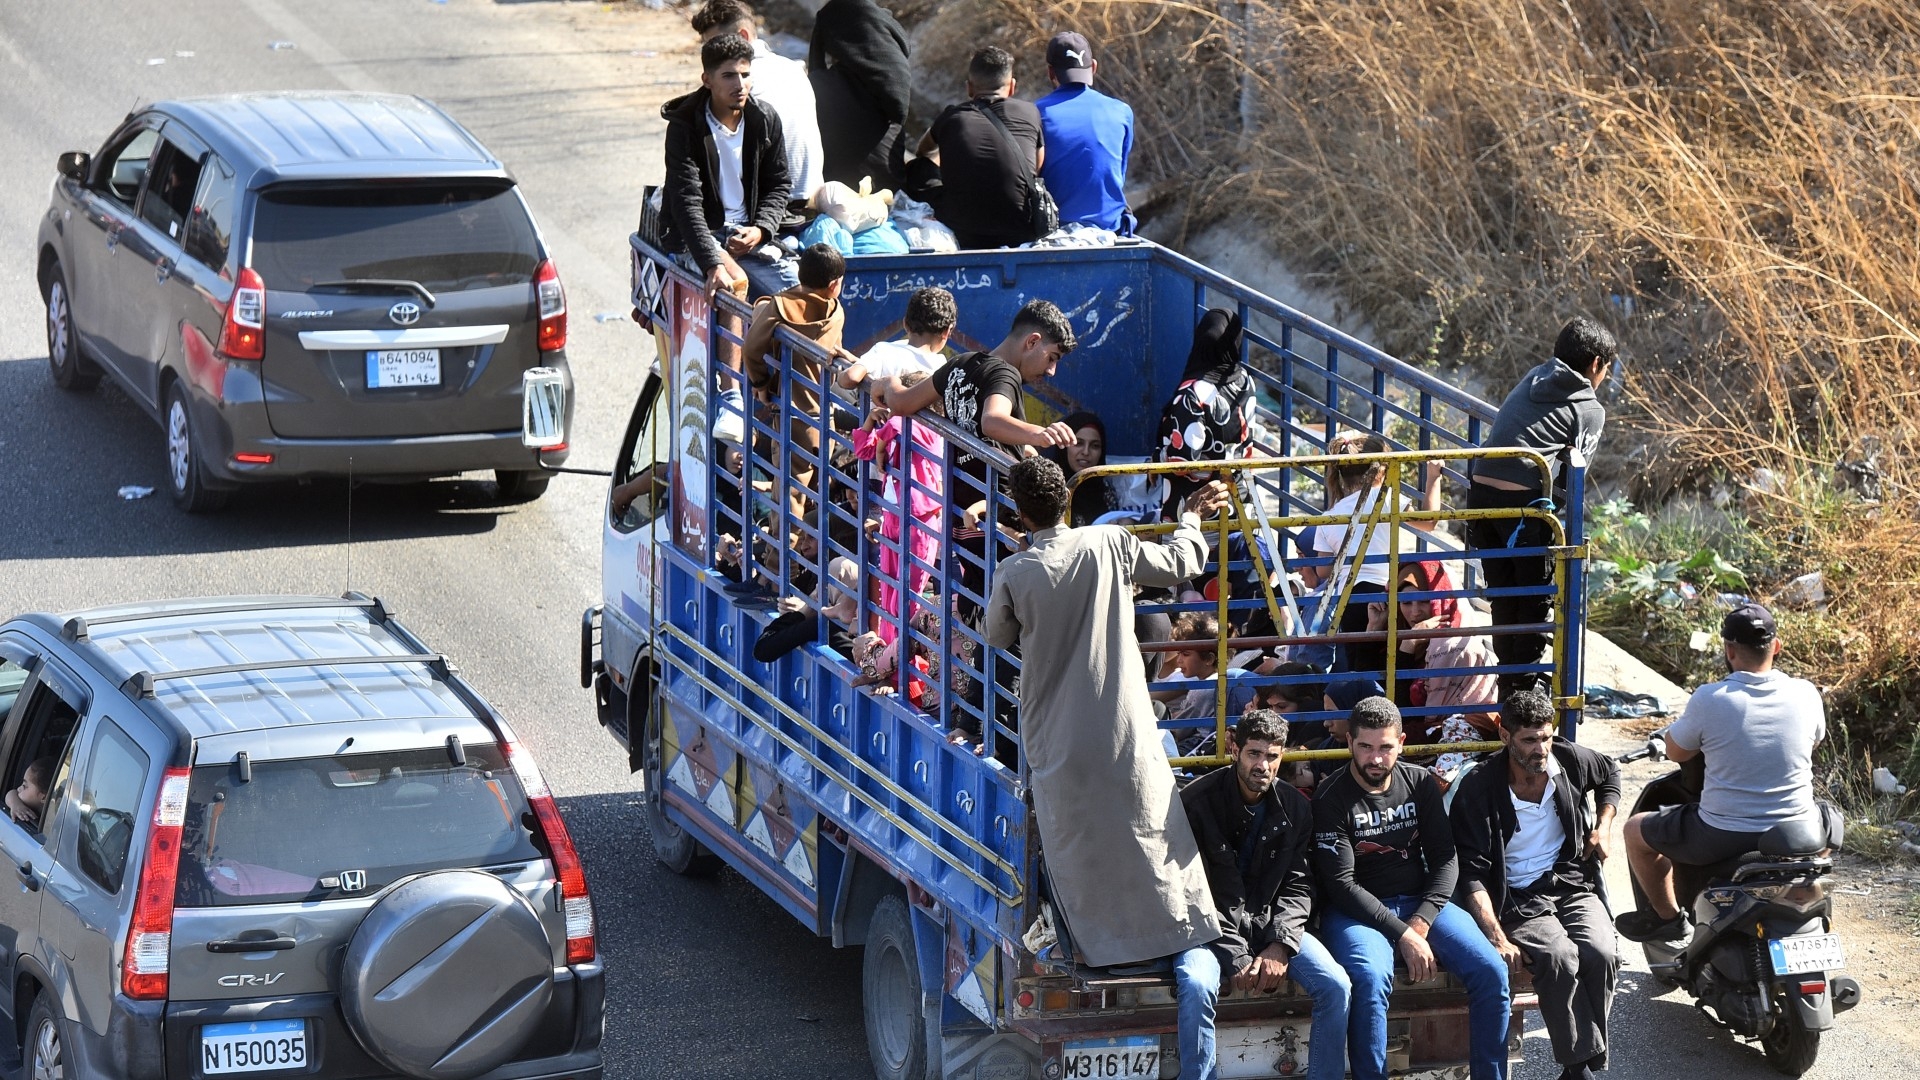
xmin=1367 ymin=558 xmax=1499 ymax=744
xmin=1044 ymin=411 xmax=1120 ymax=527
xmin=1157 ymin=309 xmax=1257 ymax=516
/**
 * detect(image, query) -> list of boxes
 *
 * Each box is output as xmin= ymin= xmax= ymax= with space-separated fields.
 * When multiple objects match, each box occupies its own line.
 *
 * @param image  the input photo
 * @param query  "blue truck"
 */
xmin=580 ymin=234 xmax=1589 ymax=1080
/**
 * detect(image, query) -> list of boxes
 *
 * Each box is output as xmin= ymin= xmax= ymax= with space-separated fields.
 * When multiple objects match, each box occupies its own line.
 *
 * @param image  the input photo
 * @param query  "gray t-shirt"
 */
xmin=1668 ymin=669 xmax=1825 ymax=833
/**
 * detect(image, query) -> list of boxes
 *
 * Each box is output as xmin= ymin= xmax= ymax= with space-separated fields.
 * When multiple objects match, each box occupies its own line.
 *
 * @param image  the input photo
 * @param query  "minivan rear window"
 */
xmin=174 ymin=745 xmax=543 ymax=907
xmin=251 ymin=183 xmax=540 ymax=294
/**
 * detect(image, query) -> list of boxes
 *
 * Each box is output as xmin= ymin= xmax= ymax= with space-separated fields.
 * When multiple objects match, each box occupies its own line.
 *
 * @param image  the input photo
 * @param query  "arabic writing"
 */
xmin=842 ymin=270 xmax=996 ymax=304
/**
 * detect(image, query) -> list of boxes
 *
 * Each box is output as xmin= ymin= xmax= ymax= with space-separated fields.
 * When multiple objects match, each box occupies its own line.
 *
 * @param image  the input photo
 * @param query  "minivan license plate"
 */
xmin=1061 ymin=1035 xmax=1159 ymax=1079
xmin=201 ymin=1018 xmax=307 ymax=1074
xmin=366 ymin=348 xmax=441 ymax=388
xmin=1768 ymin=932 xmax=1845 ymax=976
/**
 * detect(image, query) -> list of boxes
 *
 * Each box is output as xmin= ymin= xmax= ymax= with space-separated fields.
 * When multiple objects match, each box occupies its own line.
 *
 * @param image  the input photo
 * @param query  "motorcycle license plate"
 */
xmin=1061 ymin=1035 xmax=1160 ymax=1079
xmin=1768 ymin=932 xmax=1844 ymax=976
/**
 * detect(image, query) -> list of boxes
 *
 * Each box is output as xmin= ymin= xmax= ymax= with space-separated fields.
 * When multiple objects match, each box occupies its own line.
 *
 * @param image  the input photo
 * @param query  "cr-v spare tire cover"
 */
xmin=340 ymin=870 xmax=555 ymax=1080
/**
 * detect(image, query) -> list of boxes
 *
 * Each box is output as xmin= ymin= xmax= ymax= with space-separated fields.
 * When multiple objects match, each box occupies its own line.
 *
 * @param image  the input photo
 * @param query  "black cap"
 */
xmin=1721 ymin=603 xmax=1776 ymax=647
xmin=1046 ymin=32 xmax=1095 ymax=85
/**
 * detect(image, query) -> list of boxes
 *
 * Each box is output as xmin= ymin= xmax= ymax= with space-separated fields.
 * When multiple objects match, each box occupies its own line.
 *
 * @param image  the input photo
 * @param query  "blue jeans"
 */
xmin=1322 ymin=896 xmax=1510 ymax=1080
xmin=675 ymin=231 xmax=798 ymax=300
xmin=1174 ymin=934 xmax=1352 ymax=1080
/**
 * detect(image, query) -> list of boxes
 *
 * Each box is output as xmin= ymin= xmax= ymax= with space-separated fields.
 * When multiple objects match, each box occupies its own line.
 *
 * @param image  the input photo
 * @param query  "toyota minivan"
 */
xmin=36 ymin=93 xmax=575 ymax=511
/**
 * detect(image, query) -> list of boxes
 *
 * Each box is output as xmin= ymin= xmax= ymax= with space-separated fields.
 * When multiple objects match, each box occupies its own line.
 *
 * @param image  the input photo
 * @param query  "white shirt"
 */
xmin=1504 ymin=756 xmax=1564 ymax=890
xmin=707 ymin=108 xmax=750 ymax=226
xmin=750 ymin=39 xmax=823 ymax=202
xmin=859 ymin=340 xmax=943 ymax=381
xmin=1312 ymin=486 xmax=1412 ymax=588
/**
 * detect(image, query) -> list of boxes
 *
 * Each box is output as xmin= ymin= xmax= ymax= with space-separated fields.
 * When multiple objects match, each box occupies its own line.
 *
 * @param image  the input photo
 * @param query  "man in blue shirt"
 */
xmin=1035 ymin=31 xmax=1135 ymax=234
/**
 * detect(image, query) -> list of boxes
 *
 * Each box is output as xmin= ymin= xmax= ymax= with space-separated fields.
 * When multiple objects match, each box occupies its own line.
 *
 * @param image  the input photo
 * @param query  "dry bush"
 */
xmin=964 ymin=0 xmax=1920 ymax=749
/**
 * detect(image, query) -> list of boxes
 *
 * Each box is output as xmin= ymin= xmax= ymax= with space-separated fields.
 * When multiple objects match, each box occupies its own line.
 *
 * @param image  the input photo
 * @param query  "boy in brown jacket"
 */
xmin=742 ymin=243 xmax=848 ymax=516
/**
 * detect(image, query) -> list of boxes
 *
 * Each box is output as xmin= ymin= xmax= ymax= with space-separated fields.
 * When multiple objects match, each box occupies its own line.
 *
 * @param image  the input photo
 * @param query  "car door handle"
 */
xmin=14 ymin=862 xmax=37 ymax=891
xmin=207 ymin=934 xmax=297 ymax=953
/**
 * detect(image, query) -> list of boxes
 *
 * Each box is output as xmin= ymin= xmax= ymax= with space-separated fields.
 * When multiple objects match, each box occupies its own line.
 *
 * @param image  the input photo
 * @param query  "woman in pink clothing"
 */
xmin=851 ymin=371 xmax=945 ymax=643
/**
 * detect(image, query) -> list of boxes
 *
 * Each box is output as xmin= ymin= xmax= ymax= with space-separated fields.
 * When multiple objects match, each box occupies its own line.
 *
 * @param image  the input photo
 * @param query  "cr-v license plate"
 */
xmin=366 ymin=348 xmax=441 ymax=388
xmin=201 ymin=1019 xmax=307 ymax=1074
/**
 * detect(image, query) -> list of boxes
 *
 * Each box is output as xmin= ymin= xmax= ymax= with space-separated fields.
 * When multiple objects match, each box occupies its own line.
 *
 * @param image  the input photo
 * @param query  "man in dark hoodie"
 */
xmin=809 ymin=0 xmax=912 ymax=186
xmin=661 ymin=34 xmax=796 ymax=301
xmin=1451 ymin=691 xmax=1620 ymax=1080
xmin=1180 ymin=709 xmax=1351 ymax=1080
xmin=1465 ymin=316 xmax=1614 ymax=696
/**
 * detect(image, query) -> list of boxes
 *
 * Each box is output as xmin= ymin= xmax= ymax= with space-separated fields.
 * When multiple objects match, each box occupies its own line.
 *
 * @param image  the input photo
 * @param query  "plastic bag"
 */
xmin=798 ymin=215 xmax=853 ymax=254
xmin=850 ymin=220 xmax=910 ymax=255
xmin=811 ymin=177 xmax=893 ymax=233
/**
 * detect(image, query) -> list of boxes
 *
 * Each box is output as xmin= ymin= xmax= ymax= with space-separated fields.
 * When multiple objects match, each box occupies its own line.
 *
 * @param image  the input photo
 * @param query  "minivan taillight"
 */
xmin=219 ymin=268 xmax=266 ymax=361
xmin=535 ymin=259 xmax=566 ymax=352
xmin=124 ymin=767 xmax=190 ymax=1000
xmin=502 ymin=738 xmax=594 ymax=963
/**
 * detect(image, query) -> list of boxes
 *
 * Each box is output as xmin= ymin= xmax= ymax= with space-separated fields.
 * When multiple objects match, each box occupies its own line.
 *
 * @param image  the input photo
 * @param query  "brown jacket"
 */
xmin=743 ymin=286 xmax=844 ymax=416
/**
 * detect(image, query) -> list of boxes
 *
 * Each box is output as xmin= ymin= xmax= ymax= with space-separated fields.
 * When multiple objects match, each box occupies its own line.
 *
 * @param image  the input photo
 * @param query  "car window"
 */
xmin=183 ymin=155 xmax=238 ymax=272
xmin=174 ymin=744 xmax=543 ymax=908
xmin=97 ymin=127 xmax=160 ymax=209
xmin=139 ymin=139 xmax=205 ymax=244
xmin=250 ymin=182 xmax=540 ymax=294
xmin=73 ymin=720 xmax=148 ymax=894
xmin=0 ymin=657 xmax=28 ymax=728
xmin=613 ymin=375 xmax=668 ymax=532
xmin=3 ymin=676 xmax=84 ymax=847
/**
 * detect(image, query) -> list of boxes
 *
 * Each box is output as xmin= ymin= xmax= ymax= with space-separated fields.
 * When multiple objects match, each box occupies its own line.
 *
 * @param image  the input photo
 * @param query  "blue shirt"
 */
xmin=1035 ymin=84 xmax=1134 ymax=232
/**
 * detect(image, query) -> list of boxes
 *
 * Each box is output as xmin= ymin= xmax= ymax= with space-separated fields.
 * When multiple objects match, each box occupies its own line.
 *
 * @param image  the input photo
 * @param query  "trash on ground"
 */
xmin=629 ymin=50 xmax=658 ymax=58
xmin=1899 ymin=840 xmax=1920 ymax=859
xmin=1775 ymin=570 xmax=1828 ymax=610
xmin=145 ymin=58 xmax=166 ymax=66
xmin=1874 ymin=767 xmax=1909 ymax=796
xmin=1893 ymin=820 xmax=1920 ymax=838
xmin=1583 ymin=684 xmax=1668 ymax=718
xmin=118 ymin=485 xmax=154 ymax=501
xmin=175 ymin=50 xmax=195 ymax=58
xmin=268 ymin=40 xmax=297 ymax=50
xmin=1688 ymin=629 xmax=1713 ymax=652
xmin=593 ymin=311 xmax=623 ymax=323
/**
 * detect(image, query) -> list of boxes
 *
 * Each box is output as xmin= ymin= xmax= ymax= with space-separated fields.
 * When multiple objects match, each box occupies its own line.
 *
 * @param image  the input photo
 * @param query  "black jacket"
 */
xmin=808 ymin=0 xmax=911 ymax=124
xmin=1180 ymin=768 xmax=1315 ymax=973
xmin=659 ymin=89 xmax=792 ymax=274
xmin=1449 ymin=740 xmax=1621 ymax=920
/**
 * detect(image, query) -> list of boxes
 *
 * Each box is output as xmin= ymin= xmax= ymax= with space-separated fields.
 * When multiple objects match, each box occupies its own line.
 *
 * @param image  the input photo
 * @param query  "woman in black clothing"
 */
xmin=1157 ymin=308 xmax=1257 ymax=516
xmin=1043 ymin=411 xmax=1120 ymax=527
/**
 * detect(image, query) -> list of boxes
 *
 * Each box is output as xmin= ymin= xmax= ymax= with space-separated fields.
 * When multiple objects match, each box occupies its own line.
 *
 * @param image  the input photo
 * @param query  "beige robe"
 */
xmin=986 ymin=518 xmax=1222 ymax=966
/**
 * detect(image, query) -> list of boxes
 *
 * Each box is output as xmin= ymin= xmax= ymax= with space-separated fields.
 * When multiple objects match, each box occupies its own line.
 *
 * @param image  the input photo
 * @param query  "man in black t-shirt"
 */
xmin=1312 ymin=698 xmax=1511 ymax=1080
xmin=918 ymin=46 xmax=1046 ymax=249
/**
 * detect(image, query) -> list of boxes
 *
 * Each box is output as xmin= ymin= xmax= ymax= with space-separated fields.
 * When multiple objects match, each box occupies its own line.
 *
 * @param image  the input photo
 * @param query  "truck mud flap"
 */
xmin=941 ymin=1031 xmax=1041 ymax=1080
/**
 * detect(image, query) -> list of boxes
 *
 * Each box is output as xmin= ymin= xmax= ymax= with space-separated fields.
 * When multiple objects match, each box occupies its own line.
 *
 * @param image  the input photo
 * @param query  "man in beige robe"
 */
xmin=986 ymin=456 xmax=1227 ymax=967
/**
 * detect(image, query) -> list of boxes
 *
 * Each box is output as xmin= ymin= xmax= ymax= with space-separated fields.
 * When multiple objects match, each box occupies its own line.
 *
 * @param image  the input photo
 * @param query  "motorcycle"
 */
xmin=1616 ymin=734 xmax=1861 ymax=1076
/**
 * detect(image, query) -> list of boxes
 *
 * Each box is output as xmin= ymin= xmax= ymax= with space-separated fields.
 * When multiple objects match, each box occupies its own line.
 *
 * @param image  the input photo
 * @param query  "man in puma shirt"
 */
xmin=1312 ymin=697 xmax=1511 ymax=1079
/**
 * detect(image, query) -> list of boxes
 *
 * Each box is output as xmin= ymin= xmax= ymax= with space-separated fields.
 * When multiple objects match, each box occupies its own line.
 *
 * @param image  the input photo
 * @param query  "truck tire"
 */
xmin=863 ymin=894 xmax=938 ymax=1080
xmin=641 ymin=696 xmax=721 ymax=877
xmin=1761 ymin=1017 xmax=1820 ymax=1076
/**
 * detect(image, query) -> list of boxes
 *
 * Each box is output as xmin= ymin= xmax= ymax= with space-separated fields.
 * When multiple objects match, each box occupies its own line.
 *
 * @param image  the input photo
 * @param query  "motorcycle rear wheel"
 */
xmin=1760 ymin=1017 xmax=1820 ymax=1076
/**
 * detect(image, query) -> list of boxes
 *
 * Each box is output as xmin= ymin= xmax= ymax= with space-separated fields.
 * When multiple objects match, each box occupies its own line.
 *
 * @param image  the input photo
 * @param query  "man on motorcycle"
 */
xmin=1617 ymin=603 xmax=1827 ymax=942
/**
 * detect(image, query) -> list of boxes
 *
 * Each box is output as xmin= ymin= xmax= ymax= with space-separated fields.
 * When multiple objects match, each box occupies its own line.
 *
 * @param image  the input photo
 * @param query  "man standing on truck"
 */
xmin=1313 ymin=697 xmax=1510 ymax=1080
xmin=985 ymin=457 xmax=1229 ymax=977
xmin=1451 ymin=691 xmax=1620 ymax=1080
xmin=1465 ymin=316 xmax=1614 ymax=699
xmin=1618 ymin=603 xmax=1826 ymax=943
xmin=1180 ymin=709 xmax=1351 ymax=1080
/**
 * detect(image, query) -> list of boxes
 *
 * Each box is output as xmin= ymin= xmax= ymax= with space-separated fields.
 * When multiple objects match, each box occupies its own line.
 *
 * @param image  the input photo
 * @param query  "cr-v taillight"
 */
xmin=502 ymin=737 xmax=594 ymax=963
xmin=535 ymin=259 xmax=566 ymax=352
xmin=218 ymin=268 xmax=266 ymax=361
xmin=124 ymin=767 xmax=190 ymax=1000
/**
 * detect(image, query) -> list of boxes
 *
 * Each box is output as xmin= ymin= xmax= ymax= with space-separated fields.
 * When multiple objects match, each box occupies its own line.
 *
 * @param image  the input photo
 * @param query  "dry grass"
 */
xmin=951 ymin=0 xmax=1920 ymax=753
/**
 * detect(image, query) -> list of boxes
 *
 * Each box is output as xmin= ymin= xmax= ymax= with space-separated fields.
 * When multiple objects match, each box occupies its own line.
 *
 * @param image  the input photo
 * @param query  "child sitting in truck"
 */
xmin=851 ymin=371 xmax=945 ymax=644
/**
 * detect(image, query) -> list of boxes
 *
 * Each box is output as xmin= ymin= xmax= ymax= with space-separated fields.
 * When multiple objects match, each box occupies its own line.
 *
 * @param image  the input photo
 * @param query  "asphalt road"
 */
xmin=0 ymin=3 xmax=1905 ymax=1079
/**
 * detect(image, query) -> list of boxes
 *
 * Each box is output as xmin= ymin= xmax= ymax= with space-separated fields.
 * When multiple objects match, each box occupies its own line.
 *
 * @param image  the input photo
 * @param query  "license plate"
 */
xmin=1062 ymin=1035 xmax=1160 ymax=1079
xmin=201 ymin=1019 xmax=307 ymax=1074
xmin=365 ymin=348 xmax=441 ymax=388
xmin=1768 ymin=932 xmax=1845 ymax=976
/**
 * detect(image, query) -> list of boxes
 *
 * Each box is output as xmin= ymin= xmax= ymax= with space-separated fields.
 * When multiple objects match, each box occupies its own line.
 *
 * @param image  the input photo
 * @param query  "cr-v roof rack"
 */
xmin=122 ymin=651 xmax=446 ymax=700
xmin=64 ymin=592 xmax=392 ymax=642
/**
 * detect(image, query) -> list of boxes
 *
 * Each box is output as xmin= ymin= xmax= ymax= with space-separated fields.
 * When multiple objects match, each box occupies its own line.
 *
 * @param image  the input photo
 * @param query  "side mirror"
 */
xmin=56 ymin=151 xmax=90 ymax=182
xmin=521 ymin=367 xmax=567 ymax=449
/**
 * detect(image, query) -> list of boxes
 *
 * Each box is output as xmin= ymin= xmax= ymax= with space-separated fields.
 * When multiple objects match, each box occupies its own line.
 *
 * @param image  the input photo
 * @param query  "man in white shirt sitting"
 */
xmin=693 ymin=0 xmax=824 ymax=207
xmin=837 ymin=286 xmax=955 ymax=392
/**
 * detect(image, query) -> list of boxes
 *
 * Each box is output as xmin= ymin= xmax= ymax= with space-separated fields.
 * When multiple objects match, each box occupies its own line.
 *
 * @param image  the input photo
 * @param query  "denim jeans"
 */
xmin=1174 ymin=935 xmax=1352 ymax=1080
xmin=675 ymin=231 xmax=798 ymax=300
xmin=1322 ymin=896 xmax=1511 ymax=1080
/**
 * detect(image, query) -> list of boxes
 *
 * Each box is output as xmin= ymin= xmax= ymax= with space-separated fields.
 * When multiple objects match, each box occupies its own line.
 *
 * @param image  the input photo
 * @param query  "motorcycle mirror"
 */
xmin=1645 ymin=735 xmax=1668 ymax=762
xmin=521 ymin=367 xmax=567 ymax=449
xmin=56 ymin=151 xmax=90 ymax=182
